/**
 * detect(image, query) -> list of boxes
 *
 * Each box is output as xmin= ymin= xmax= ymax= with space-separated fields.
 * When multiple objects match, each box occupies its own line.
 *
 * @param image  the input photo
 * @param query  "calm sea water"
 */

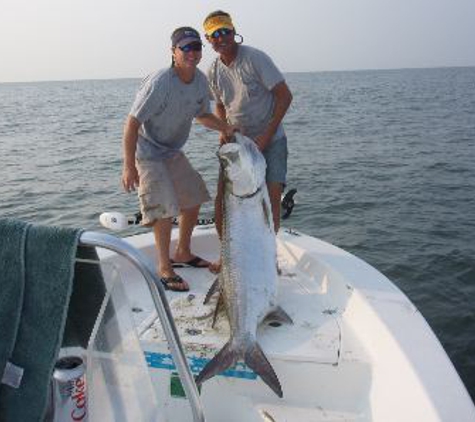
xmin=1 ymin=67 xmax=474 ymax=399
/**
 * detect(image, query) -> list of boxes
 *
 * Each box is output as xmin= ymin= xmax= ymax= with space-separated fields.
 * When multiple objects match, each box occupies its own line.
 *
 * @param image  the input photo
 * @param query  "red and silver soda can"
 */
xmin=47 ymin=356 xmax=88 ymax=422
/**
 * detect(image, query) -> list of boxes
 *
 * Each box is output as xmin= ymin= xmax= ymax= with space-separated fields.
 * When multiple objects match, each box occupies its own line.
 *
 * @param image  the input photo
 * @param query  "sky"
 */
xmin=1 ymin=0 xmax=475 ymax=83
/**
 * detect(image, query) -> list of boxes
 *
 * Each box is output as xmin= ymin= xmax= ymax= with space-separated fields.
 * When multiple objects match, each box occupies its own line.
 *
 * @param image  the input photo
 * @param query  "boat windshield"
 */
xmin=85 ymin=260 xmax=160 ymax=421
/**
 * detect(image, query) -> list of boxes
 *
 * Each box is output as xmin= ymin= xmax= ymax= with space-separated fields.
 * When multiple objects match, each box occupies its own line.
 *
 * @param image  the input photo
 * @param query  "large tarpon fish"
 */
xmin=195 ymin=133 xmax=292 ymax=398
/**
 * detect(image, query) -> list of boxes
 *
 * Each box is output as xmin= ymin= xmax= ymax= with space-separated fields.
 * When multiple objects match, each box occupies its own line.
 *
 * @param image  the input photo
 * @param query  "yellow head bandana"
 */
xmin=203 ymin=15 xmax=235 ymax=37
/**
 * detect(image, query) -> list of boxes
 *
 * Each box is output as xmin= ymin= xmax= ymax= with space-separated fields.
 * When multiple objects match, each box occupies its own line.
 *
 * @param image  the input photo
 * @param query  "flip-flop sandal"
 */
xmin=171 ymin=256 xmax=210 ymax=269
xmin=159 ymin=275 xmax=190 ymax=292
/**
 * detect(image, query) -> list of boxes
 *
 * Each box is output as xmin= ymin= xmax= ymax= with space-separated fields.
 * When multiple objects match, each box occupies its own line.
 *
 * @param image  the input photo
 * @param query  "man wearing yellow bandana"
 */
xmin=203 ymin=10 xmax=293 ymax=239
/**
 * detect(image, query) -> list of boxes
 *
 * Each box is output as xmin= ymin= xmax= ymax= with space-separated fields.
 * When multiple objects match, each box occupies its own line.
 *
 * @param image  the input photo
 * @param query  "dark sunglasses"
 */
xmin=210 ymin=28 xmax=233 ymax=39
xmin=179 ymin=43 xmax=202 ymax=53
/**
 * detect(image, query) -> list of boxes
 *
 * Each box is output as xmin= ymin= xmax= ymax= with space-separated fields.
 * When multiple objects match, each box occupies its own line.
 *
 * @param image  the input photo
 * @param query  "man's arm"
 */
xmin=215 ymin=103 xmax=230 ymax=145
xmin=255 ymin=81 xmax=293 ymax=151
xmin=215 ymin=102 xmax=227 ymax=123
xmin=195 ymin=108 xmax=236 ymax=142
xmin=121 ymin=115 xmax=141 ymax=192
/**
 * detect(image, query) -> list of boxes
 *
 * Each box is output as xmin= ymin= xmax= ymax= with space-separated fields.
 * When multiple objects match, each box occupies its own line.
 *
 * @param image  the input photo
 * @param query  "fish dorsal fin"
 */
xmin=263 ymin=306 xmax=294 ymax=326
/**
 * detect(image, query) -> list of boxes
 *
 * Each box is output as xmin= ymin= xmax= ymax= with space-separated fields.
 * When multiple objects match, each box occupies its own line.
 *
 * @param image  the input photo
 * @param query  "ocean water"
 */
xmin=1 ymin=67 xmax=475 ymax=400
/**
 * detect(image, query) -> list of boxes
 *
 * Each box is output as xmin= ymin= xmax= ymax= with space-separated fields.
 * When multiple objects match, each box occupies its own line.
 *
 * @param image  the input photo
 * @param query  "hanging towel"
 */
xmin=0 ymin=219 xmax=29 ymax=394
xmin=0 ymin=219 xmax=106 ymax=422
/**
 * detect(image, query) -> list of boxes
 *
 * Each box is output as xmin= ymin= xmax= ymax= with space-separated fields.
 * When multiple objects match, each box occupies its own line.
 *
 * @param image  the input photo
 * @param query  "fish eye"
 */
xmin=219 ymin=156 xmax=232 ymax=168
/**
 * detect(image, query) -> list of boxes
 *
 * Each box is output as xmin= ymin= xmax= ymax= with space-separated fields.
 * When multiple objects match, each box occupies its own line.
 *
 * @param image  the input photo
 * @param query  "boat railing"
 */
xmin=79 ymin=231 xmax=205 ymax=422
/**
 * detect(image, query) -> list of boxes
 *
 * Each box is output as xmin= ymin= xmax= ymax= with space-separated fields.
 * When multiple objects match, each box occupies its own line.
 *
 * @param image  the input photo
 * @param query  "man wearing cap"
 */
xmin=203 ymin=11 xmax=293 ymax=239
xmin=122 ymin=26 xmax=236 ymax=292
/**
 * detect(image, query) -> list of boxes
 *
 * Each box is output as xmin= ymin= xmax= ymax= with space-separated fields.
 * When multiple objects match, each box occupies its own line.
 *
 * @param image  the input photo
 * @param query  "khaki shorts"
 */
xmin=137 ymin=152 xmax=211 ymax=226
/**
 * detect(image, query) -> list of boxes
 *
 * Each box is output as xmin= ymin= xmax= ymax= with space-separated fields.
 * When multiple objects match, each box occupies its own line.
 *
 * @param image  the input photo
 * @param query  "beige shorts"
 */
xmin=137 ymin=152 xmax=211 ymax=226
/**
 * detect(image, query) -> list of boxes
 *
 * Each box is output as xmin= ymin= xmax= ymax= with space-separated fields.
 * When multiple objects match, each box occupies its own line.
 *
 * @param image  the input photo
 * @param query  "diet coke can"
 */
xmin=46 ymin=356 xmax=88 ymax=421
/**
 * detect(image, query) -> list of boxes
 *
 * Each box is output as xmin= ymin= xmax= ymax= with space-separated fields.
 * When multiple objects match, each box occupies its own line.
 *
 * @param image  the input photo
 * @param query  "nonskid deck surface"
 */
xmin=124 ymin=233 xmax=372 ymax=419
xmin=134 ymin=245 xmax=341 ymax=365
xmin=111 ymin=227 xmax=372 ymax=372
xmin=97 ymin=229 xmax=375 ymax=419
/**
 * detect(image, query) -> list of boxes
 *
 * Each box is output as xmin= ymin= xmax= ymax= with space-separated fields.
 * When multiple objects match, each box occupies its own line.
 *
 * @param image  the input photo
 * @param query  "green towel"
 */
xmin=0 ymin=219 xmax=29 ymax=392
xmin=0 ymin=219 xmax=106 ymax=422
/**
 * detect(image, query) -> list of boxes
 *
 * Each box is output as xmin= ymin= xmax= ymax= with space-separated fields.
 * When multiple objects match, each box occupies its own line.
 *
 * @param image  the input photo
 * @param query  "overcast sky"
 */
xmin=1 ymin=0 xmax=474 ymax=82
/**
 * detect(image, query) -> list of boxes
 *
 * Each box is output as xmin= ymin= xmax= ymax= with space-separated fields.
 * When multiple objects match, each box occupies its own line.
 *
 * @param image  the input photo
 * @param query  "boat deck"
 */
xmin=96 ymin=227 xmax=372 ymax=420
xmin=91 ymin=226 xmax=475 ymax=421
xmin=139 ymin=259 xmax=341 ymax=366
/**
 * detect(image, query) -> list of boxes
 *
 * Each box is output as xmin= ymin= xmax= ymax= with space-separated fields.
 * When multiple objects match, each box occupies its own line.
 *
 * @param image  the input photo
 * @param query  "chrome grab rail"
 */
xmin=79 ymin=231 xmax=205 ymax=422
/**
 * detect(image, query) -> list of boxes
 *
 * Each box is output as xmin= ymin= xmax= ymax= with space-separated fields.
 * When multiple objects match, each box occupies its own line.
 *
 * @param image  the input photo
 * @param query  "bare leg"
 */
xmin=267 ymin=181 xmax=284 ymax=276
xmin=153 ymin=217 xmax=189 ymax=290
xmin=267 ymin=181 xmax=284 ymax=233
xmin=173 ymin=204 xmax=200 ymax=262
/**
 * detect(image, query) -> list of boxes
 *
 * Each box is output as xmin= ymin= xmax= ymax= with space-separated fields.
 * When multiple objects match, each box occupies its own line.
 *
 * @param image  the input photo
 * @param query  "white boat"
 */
xmin=80 ymin=224 xmax=475 ymax=422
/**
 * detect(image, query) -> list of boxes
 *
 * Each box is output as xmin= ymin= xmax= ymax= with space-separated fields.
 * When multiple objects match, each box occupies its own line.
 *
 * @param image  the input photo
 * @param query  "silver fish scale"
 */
xmin=220 ymin=185 xmax=278 ymax=345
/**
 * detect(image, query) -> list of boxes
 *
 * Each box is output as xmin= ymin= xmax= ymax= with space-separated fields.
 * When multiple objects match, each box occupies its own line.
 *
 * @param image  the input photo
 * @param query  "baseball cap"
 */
xmin=171 ymin=27 xmax=202 ymax=48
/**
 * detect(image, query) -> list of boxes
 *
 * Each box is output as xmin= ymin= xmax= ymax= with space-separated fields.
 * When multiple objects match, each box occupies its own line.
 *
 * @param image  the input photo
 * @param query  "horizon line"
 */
xmin=1 ymin=64 xmax=474 ymax=85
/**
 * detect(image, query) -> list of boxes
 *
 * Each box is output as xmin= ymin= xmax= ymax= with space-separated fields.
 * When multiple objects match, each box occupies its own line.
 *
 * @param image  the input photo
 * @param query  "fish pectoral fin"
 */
xmin=204 ymin=277 xmax=220 ymax=304
xmin=195 ymin=341 xmax=238 ymax=387
xmin=245 ymin=342 xmax=283 ymax=398
xmin=263 ymin=306 xmax=294 ymax=326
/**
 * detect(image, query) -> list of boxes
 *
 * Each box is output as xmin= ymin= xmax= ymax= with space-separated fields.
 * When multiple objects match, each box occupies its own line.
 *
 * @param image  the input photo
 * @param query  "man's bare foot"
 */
xmin=208 ymin=261 xmax=221 ymax=274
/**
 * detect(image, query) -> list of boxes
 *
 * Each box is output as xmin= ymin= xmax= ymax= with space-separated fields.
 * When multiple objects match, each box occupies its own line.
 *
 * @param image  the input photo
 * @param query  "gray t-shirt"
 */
xmin=208 ymin=45 xmax=285 ymax=139
xmin=130 ymin=67 xmax=211 ymax=160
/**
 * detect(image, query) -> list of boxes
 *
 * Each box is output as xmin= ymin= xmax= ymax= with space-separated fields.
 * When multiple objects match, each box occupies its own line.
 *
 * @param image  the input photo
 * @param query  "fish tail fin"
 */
xmin=245 ymin=342 xmax=283 ymax=398
xmin=195 ymin=341 xmax=239 ymax=387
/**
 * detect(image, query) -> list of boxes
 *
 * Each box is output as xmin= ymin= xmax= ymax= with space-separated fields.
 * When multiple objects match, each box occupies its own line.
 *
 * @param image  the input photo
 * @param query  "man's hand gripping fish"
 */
xmin=196 ymin=133 xmax=292 ymax=398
